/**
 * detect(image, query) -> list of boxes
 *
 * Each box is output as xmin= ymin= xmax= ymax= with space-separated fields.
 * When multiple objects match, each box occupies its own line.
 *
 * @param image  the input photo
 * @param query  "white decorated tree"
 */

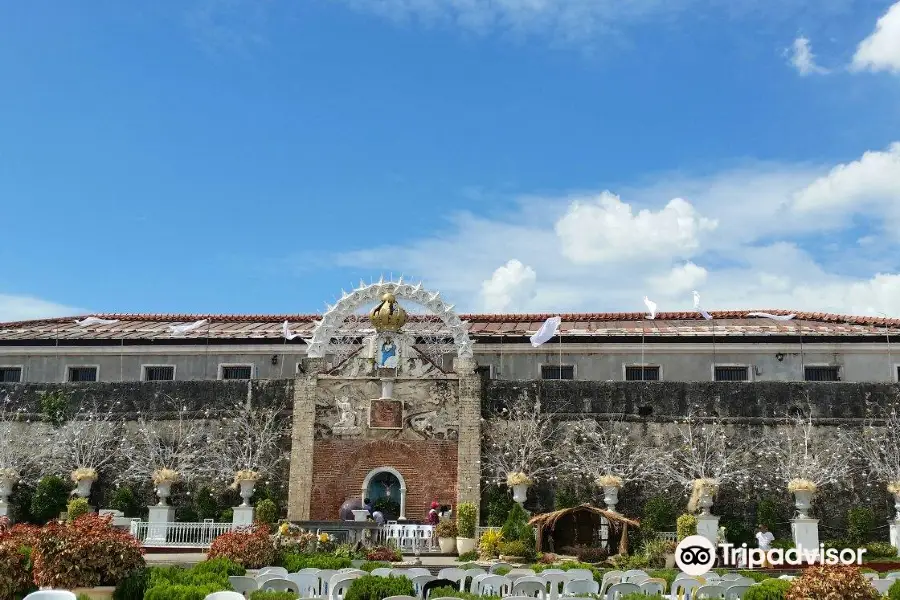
xmin=209 ymin=400 xmax=289 ymax=507
xmin=48 ymin=401 xmax=122 ymax=500
xmin=119 ymin=399 xmax=214 ymax=506
xmin=857 ymin=401 xmax=900 ymax=519
xmin=655 ymin=407 xmax=756 ymax=517
xmin=762 ymin=408 xmax=854 ymax=519
xmin=562 ymin=418 xmax=664 ymax=513
xmin=482 ymin=392 xmax=559 ymax=504
xmin=0 ymin=396 xmax=41 ymax=514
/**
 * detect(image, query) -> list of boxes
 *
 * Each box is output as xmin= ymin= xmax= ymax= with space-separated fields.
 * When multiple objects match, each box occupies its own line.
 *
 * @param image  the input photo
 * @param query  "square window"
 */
xmin=144 ymin=366 xmax=175 ymax=381
xmin=541 ymin=365 xmax=574 ymax=380
xmin=804 ymin=366 xmax=840 ymax=382
xmin=715 ymin=366 xmax=749 ymax=381
xmin=625 ymin=366 xmax=660 ymax=381
xmin=68 ymin=367 xmax=97 ymax=382
xmin=0 ymin=367 xmax=22 ymax=382
xmin=221 ymin=365 xmax=253 ymax=380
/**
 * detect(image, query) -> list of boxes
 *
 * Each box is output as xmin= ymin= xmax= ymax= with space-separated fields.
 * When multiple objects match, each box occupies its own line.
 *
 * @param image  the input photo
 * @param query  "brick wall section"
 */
xmin=287 ymin=358 xmax=326 ymax=521
xmin=310 ymin=439 xmax=458 ymax=521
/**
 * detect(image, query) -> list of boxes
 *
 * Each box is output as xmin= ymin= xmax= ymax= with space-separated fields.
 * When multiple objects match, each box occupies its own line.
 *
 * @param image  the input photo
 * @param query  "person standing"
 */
xmin=363 ymin=497 xmax=373 ymax=515
xmin=756 ymin=524 xmax=775 ymax=568
xmin=427 ymin=501 xmax=440 ymax=526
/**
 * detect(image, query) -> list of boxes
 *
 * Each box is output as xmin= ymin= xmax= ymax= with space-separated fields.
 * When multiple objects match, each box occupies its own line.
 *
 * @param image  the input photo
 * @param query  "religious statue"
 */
xmin=333 ymin=394 xmax=360 ymax=434
xmin=380 ymin=338 xmax=399 ymax=368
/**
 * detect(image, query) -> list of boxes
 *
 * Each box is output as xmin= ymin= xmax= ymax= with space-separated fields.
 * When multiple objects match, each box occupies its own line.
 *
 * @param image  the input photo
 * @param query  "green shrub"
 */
xmin=676 ymin=514 xmax=697 ymax=541
xmin=720 ymin=518 xmax=753 ymax=546
xmin=31 ymin=476 xmax=70 ymax=524
xmin=176 ymin=505 xmax=199 ymax=523
xmin=848 ymin=507 xmax=876 ymax=546
xmin=193 ymin=557 xmax=247 ymax=577
xmin=113 ymin=567 xmax=149 ymax=600
xmin=76 ymin=595 xmax=92 ymax=600
xmin=193 ymin=486 xmax=220 ymax=521
xmin=498 ymin=540 xmax=530 ymax=557
xmin=256 ymin=499 xmax=278 ymax=526
xmin=143 ymin=558 xmax=241 ymax=600
xmin=485 ymin=486 xmax=515 ymax=527
xmin=771 ymin=539 xmax=794 ymax=551
xmin=755 ymin=499 xmax=783 ymax=537
xmin=144 ymin=582 xmax=225 ymax=600
xmin=279 ymin=552 xmax=352 ymax=572
xmin=890 ymin=579 xmax=900 ymax=600
xmin=457 ymin=502 xmax=477 ymax=538
xmin=738 ymin=570 xmax=776 ymax=583
xmin=220 ymin=508 xmax=234 ymax=523
xmin=458 ymin=550 xmax=478 ymax=562
xmin=643 ymin=496 xmax=678 ymax=531
xmin=501 ymin=503 xmax=533 ymax=544
xmin=360 ymin=561 xmax=391 ymax=572
xmin=343 ymin=575 xmax=415 ymax=600
xmin=249 ymin=592 xmax=299 ymax=600
xmin=66 ymin=498 xmax=91 ymax=522
xmin=866 ymin=541 xmax=897 ymax=558
xmin=743 ymin=578 xmax=791 ymax=600
xmin=110 ymin=486 xmax=141 ymax=518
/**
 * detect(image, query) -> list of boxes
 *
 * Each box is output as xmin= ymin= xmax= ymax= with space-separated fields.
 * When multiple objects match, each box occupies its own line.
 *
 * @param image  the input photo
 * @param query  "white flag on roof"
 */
xmin=693 ymin=291 xmax=713 ymax=321
xmin=282 ymin=320 xmax=302 ymax=340
xmin=747 ymin=312 xmax=796 ymax=321
xmin=643 ymin=297 xmax=658 ymax=320
xmin=530 ymin=316 xmax=561 ymax=347
xmin=74 ymin=317 xmax=119 ymax=327
xmin=169 ymin=319 xmax=208 ymax=336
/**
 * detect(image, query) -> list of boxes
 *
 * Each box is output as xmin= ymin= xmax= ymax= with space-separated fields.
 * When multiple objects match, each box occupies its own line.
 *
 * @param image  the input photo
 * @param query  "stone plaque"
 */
xmin=370 ymin=399 xmax=403 ymax=429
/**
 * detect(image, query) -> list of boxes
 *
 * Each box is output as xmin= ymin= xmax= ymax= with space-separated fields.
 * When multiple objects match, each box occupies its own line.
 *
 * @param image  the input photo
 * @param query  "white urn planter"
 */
xmin=603 ymin=486 xmax=620 ymax=513
xmin=238 ymin=479 xmax=256 ymax=507
xmin=698 ymin=489 xmax=715 ymax=516
xmin=0 ymin=474 xmax=16 ymax=508
xmin=438 ymin=537 xmax=456 ymax=554
xmin=793 ymin=489 xmax=815 ymax=520
xmin=155 ymin=481 xmax=172 ymax=507
xmin=456 ymin=537 xmax=476 ymax=555
xmin=75 ymin=476 xmax=96 ymax=499
xmin=512 ymin=484 xmax=529 ymax=505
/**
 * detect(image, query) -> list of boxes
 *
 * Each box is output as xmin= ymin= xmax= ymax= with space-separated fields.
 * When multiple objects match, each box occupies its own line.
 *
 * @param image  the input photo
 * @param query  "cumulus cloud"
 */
xmin=480 ymin=259 xmax=537 ymax=312
xmin=852 ymin=0 xmax=900 ymax=73
xmin=555 ymin=193 xmax=717 ymax=264
xmin=649 ymin=262 xmax=708 ymax=296
xmin=792 ymin=142 xmax=900 ymax=215
xmin=0 ymin=294 xmax=86 ymax=323
xmin=789 ymin=37 xmax=830 ymax=75
xmin=332 ymin=144 xmax=900 ymax=316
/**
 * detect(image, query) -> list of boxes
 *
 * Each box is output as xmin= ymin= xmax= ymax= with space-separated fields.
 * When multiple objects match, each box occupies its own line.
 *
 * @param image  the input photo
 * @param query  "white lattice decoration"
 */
xmin=305 ymin=278 xmax=474 ymax=359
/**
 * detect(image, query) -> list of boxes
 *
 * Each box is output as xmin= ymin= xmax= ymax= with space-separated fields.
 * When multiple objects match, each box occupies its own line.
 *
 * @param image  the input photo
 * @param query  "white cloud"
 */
xmin=555 ymin=193 xmax=717 ymax=264
xmin=649 ymin=262 xmax=708 ymax=296
xmin=792 ymin=142 xmax=900 ymax=215
xmin=852 ymin=0 xmax=900 ymax=73
xmin=789 ymin=37 xmax=830 ymax=75
xmin=481 ymin=259 xmax=537 ymax=312
xmin=0 ymin=294 xmax=86 ymax=323
xmin=333 ymin=144 xmax=900 ymax=317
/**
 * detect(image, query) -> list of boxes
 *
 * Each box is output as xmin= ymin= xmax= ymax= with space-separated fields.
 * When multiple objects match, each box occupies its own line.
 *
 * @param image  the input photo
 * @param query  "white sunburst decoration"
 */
xmin=304 ymin=277 xmax=475 ymax=360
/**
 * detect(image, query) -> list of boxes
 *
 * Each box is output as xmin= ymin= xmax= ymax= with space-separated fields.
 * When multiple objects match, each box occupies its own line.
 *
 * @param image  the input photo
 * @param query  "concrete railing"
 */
xmin=129 ymin=519 xmax=234 ymax=548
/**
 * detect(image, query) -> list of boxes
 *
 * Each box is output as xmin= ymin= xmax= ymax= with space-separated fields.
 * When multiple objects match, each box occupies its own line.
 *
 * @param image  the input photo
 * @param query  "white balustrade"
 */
xmin=129 ymin=519 xmax=236 ymax=548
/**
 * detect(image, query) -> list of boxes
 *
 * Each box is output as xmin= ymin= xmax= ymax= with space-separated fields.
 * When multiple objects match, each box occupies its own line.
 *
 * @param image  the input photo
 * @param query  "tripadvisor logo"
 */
xmin=675 ymin=535 xmax=868 ymax=575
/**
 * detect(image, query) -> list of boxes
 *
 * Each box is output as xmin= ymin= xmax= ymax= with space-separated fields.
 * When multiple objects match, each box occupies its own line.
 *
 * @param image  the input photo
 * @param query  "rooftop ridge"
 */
xmin=2 ymin=309 xmax=899 ymax=328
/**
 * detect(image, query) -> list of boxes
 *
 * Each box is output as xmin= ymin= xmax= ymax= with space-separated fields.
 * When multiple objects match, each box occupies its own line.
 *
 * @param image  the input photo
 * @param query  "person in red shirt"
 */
xmin=427 ymin=501 xmax=440 ymax=525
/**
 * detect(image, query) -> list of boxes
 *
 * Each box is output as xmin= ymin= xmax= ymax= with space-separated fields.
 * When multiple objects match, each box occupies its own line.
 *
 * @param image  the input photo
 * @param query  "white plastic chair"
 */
xmin=873 ymin=579 xmax=894 ymax=593
xmin=229 ymin=575 xmax=258 ymax=595
xmin=639 ymin=579 xmax=665 ymax=595
xmin=331 ymin=575 xmax=361 ymax=600
xmin=724 ymin=585 xmax=751 ymax=599
xmin=672 ymin=579 xmax=701 ymax=598
xmin=318 ymin=570 xmax=339 ymax=595
xmin=411 ymin=575 xmax=437 ymax=598
xmin=204 ymin=593 xmax=246 ymax=600
xmin=887 ymin=572 xmax=900 ymax=580
xmin=259 ymin=566 xmax=290 ymax=577
xmin=628 ymin=575 xmax=649 ymax=585
xmin=695 ymin=584 xmax=726 ymax=599
xmin=506 ymin=569 xmax=537 ymax=581
xmin=437 ymin=568 xmax=466 ymax=587
xmin=730 ymin=577 xmax=756 ymax=588
xmin=720 ymin=573 xmax=742 ymax=581
xmin=542 ymin=572 xmax=571 ymax=599
xmin=605 ymin=582 xmax=640 ymax=599
xmin=863 ymin=572 xmax=880 ymax=580
xmin=256 ymin=574 xmax=286 ymax=588
xmin=478 ymin=575 xmax=512 ymax=597
xmin=564 ymin=579 xmax=599 ymax=596
xmin=262 ymin=578 xmax=300 ymax=593
xmin=461 ymin=568 xmax=487 ymax=591
xmin=512 ymin=577 xmax=547 ymax=599
xmin=289 ymin=573 xmax=324 ymax=597
xmin=566 ymin=570 xmax=595 ymax=582
xmin=470 ymin=573 xmax=490 ymax=594
xmin=408 ymin=568 xmax=433 ymax=578
xmin=621 ymin=570 xmax=648 ymax=583
xmin=299 ymin=568 xmax=323 ymax=575
xmin=23 ymin=593 xmax=77 ymax=600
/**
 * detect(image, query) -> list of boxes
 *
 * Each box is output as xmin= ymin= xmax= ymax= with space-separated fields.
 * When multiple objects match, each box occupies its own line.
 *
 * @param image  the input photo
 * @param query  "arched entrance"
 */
xmin=361 ymin=467 xmax=407 ymax=521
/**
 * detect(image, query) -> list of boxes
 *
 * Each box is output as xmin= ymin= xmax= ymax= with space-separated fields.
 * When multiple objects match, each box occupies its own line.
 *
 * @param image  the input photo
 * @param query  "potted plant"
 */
xmin=596 ymin=475 xmax=624 ymax=513
xmin=435 ymin=519 xmax=458 ymax=554
xmin=688 ymin=478 xmax=719 ymax=515
xmin=231 ymin=469 xmax=260 ymax=507
xmin=152 ymin=468 xmax=180 ymax=506
xmin=71 ymin=467 xmax=98 ymax=499
xmin=456 ymin=502 xmax=477 ymax=555
xmin=498 ymin=540 xmax=529 ymax=562
xmin=507 ymin=472 xmax=533 ymax=505
xmin=788 ymin=478 xmax=817 ymax=519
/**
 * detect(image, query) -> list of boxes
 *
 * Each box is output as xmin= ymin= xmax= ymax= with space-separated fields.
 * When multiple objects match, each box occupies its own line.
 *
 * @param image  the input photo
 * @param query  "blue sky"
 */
xmin=2 ymin=0 xmax=899 ymax=320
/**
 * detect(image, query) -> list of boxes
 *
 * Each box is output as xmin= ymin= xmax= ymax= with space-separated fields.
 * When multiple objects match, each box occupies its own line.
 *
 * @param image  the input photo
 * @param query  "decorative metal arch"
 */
xmin=305 ymin=278 xmax=474 ymax=359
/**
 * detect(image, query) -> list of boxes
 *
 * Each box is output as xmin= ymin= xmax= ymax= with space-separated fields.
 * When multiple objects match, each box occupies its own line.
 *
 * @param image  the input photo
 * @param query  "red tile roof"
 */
xmin=0 ymin=310 xmax=897 ymax=341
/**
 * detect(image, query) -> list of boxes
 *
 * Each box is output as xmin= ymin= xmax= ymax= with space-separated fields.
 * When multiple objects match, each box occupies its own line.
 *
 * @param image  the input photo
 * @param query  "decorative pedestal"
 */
xmin=232 ymin=506 xmax=255 ymax=528
xmin=0 ymin=503 xmax=9 ymax=519
xmin=697 ymin=514 xmax=720 ymax=545
xmin=146 ymin=506 xmax=175 ymax=544
xmin=890 ymin=520 xmax=900 ymax=556
xmin=792 ymin=517 xmax=820 ymax=551
xmin=603 ymin=486 xmax=620 ymax=513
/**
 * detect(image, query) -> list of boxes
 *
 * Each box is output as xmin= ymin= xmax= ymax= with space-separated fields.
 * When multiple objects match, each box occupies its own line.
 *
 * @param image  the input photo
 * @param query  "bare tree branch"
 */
xmin=208 ymin=401 xmax=289 ymax=485
xmin=482 ymin=392 xmax=559 ymax=485
xmin=561 ymin=418 xmax=664 ymax=486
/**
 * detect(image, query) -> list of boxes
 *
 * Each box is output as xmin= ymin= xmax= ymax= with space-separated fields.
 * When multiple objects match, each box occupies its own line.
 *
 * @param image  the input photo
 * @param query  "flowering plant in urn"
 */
xmin=483 ymin=392 xmax=559 ymax=505
xmin=762 ymin=405 xmax=853 ymax=520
